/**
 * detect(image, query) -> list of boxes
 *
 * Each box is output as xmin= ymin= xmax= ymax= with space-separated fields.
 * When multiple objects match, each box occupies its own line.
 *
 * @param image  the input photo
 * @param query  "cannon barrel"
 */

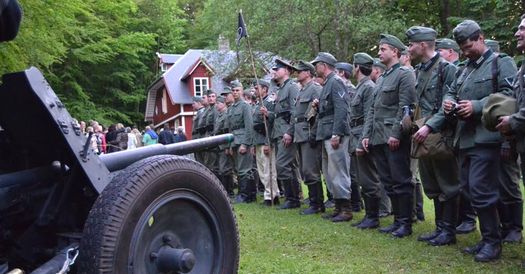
xmin=99 ymin=133 xmax=234 ymax=172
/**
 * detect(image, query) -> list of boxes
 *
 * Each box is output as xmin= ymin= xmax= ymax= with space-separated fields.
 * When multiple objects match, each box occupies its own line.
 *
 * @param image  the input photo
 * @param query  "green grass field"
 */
xmin=234 ymin=191 xmax=525 ymax=273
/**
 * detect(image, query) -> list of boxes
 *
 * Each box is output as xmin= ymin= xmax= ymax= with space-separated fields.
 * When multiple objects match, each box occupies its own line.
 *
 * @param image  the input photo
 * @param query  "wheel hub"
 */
xmin=151 ymin=244 xmax=196 ymax=273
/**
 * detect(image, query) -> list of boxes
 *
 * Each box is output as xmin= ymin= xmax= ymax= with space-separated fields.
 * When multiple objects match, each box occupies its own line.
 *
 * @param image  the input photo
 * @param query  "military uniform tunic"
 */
xmin=228 ymin=99 xmax=255 ymax=199
xmin=444 ymin=49 xmax=516 ymax=210
xmin=291 ymin=80 xmax=322 ymax=186
xmin=252 ymin=95 xmax=279 ymax=201
xmin=316 ymin=72 xmax=351 ymax=199
xmin=214 ymin=108 xmax=233 ymax=177
xmin=192 ymin=107 xmax=206 ymax=163
xmin=362 ymin=63 xmax=416 ymax=197
xmin=271 ymin=79 xmax=300 ymax=182
xmin=414 ymin=54 xmax=460 ymax=201
xmin=350 ymin=77 xmax=381 ymax=200
xmin=203 ymin=104 xmax=219 ymax=175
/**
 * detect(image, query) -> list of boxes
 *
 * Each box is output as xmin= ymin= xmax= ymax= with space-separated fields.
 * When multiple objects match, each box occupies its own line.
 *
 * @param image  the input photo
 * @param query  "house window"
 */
xmin=161 ymin=63 xmax=169 ymax=72
xmin=193 ymin=77 xmax=209 ymax=97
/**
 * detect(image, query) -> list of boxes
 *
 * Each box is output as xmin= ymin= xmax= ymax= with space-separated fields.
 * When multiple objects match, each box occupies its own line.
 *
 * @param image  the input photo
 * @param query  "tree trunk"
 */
xmin=439 ymin=0 xmax=450 ymax=36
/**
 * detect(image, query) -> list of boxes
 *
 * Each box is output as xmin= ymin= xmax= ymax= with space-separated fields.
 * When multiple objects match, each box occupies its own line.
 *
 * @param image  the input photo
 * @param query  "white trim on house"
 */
xmin=153 ymin=111 xmax=194 ymax=129
xmin=193 ymin=77 xmax=209 ymax=97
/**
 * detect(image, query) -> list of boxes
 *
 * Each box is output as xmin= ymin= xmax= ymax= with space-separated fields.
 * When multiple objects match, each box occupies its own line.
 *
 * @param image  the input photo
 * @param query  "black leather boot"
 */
xmin=392 ymin=195 xmax=413 ymax=238
xmin=474 ymin=206 xmax=502 ymax=262
xmin=279 ymin=179 xmax=300 ymax=209
xmin=331 ymin=199 xmax=353 ymax=222
xmin=456 ymin=193 xmax=477 ymax=234
xmin=429 ymin=196 xmax=458 ymax=246
xmin=355 ymin=197 xmax=380 ymax=229
xmin=418 ymin=199 xmax=443 ymax=242
xmin=502 ymin=202 xmax=523 ymax=243
xmin=350 ymin=182 xmax=363 ymax=212
xmin=324 ymin=189 xmax=335 ymax=208
xmin=246 ymin=177 xmax=257 ymax=203
xmin=379 ymin=196 xmax=400 ymax=233
xmin=301 ymin=182 xmax=325 ymax=215
xmin=234 ymin=177 xmax=248 ymax=203
xmin=224 ymin=175 xmax=235 ymax=198
xmin=322 ymin=199 xmax=341 ymax=219
xmin=414 ymin=183 xmax=425 ymax=221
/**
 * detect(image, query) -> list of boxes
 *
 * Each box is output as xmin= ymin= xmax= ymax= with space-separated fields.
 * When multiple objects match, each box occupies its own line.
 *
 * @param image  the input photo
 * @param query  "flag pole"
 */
xmin=238 ymin=9 xmax=276 ymax=206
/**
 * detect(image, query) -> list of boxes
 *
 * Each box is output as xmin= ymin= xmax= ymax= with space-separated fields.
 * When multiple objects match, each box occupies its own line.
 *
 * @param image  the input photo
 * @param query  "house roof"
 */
xmin=158 ymin=53 xmax=182 ymax=64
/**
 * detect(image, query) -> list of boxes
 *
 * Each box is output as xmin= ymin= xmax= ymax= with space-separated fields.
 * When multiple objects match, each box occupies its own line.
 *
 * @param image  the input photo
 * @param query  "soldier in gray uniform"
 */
xmin=253 ymin=79 xmax=279 ymax=206
xmin=311 ymin=52 xmax=352 ymax=222
xmin=229 ymin=81 xmax=256 ymax=203
xmin=443 ymin=20 xmax=516 ymax=262
xmin=497 ymin=14 xmax=525 ymax=266
xmin=214 ymin=94 xmax=234 ymax=197
xmin=437 ymin=37 xmax=477 ymax=234
xmin=362 ymin=34 xmax=417 ymax=238
xmin=336 ymin=61 xmax=362 ymax=212
xmin=407 ymin=26 xmax=461 ymax=246
xmin=370 ymin=58 xmax=392 ymax=218
xmin=290 ymin=60 xmax=324 ymax=214
xmin=486 ymin=39 xmax=523 ymax=244
xmin=436 ymin=38 xmax=461 ymax=66
xmin=350 ymin=52 xmax=382 ymax=229
xmin=270 ymin=59 xmax=301 ymax=209
xmin=203 ymin=89 xmax=219 ymax=176
xmin=191 ymin=96 xmax=206 ymax=163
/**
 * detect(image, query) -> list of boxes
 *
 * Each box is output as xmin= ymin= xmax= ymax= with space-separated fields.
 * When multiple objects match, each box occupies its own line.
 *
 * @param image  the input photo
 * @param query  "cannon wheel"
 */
xmin=77 ymin=155 xmax=239 ymax=273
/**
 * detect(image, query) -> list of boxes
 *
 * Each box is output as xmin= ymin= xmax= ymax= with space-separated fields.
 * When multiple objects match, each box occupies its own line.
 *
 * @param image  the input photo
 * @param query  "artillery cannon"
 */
xmin=0 ymin=67 xmax=239 ymax=273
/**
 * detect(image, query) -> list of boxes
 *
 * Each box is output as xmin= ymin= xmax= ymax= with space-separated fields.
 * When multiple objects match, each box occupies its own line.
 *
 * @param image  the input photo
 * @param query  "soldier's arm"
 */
xmin=286 ymin=85 xmax=299 ymax=136
xmin=391 ymin=70 xmax=416 ymax=139
xmin=472 ymin=57 xmax=516 ymax=118
xmin=358 ymin=85 xmax=376 ymax=149
xmin=362 ymin=90 xmax=377 ymax=139
xmin=242 ymin=103 xmax=254 ymax=146
xmin=426 ymin=63 xmax=457 ymax=131
xmin=331 ymin=79 xmax=349 ymax=136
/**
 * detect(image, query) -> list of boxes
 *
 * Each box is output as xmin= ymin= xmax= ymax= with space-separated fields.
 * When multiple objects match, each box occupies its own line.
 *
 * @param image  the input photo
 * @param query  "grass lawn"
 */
xmin=234 ymin=189 xmax=525 ymax=273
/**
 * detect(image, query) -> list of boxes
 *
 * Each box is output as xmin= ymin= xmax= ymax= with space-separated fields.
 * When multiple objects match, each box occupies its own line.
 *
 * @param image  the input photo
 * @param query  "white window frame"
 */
xmin=193 ymin=77 xmax=209 ymax=97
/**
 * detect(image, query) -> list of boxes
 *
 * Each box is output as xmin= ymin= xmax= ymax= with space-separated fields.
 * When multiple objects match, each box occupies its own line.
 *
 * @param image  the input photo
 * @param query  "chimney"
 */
xmin=218 ymin=34 xmax=230 ymax=51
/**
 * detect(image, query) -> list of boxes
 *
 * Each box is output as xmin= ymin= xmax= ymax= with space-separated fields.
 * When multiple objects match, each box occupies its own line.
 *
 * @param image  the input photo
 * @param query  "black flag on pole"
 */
xmin=236 ymin=10 xmax=248 ymax=46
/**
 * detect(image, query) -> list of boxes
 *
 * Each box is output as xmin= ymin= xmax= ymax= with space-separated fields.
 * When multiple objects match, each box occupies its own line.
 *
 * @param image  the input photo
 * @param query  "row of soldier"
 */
xmin=189 ymin=18 xmax=525 ymax=263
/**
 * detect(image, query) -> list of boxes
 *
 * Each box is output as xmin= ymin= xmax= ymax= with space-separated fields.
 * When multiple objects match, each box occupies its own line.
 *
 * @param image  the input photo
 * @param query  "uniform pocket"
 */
xmin=380 ymin=85 xmax=398 ymax=105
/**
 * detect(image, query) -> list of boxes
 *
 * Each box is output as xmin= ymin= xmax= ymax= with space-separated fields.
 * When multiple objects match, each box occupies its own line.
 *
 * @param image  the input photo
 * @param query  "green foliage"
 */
xmin=1 ymin=0 xmax=187 ymax=127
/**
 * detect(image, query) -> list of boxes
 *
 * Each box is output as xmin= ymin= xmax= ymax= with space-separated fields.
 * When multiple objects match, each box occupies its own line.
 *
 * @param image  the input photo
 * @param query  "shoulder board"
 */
xmin=399 ymin=66 xmax=409 ymax=71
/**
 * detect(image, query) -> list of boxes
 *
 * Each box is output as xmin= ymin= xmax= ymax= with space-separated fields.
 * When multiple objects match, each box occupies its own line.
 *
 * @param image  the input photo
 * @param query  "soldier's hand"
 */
xmin=239 ymin=144 xmax=247 ymax=154
xmin=443 ymin=100 xmax=454 ymax=114
xmin=260 ymin=106 xmax=268 ymax=117
xmin=413 ymin=125 xmax=431 ymax=143
xmin=496 ymin=116 xmax=512 ymax=135
xmin=263 ymin=145 xmax=270 ymax=155
xmin=330 ymin=135 xmax=340 ymax=150
xmin=387 ymin=137 xmax=400 ymax=151
xmin=456 ymin=100 xmax=473 ymax=119
xmin=356 ymin=148 xmax=366 ymax=156
xmin=283 ymin=133 xmax=293 ymax=148
xmin=362 ymin=138 xmax=369 ymax=152
xmin=312 ymin=99 xmax=319 ymax=108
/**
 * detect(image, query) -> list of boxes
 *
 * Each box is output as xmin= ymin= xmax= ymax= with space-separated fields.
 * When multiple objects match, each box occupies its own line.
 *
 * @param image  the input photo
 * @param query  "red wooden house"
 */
xmin=145 ymin=49 xmax=275 ymax=139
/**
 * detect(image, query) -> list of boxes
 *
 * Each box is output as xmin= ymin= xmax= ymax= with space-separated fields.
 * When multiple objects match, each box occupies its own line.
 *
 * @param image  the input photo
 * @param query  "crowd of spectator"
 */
xmin=74 ymin=120 xmax=187 ymax=154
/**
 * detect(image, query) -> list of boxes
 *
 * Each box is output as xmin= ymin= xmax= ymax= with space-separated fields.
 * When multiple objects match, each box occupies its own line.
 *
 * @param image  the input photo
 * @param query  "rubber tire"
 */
xmin=77 ymin=155 xmax=239 ymax=273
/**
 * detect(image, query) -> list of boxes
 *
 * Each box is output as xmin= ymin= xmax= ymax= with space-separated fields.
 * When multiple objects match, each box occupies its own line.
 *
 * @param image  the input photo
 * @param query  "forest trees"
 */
xmin=1 ymin=0 xmax=524 ymax=126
